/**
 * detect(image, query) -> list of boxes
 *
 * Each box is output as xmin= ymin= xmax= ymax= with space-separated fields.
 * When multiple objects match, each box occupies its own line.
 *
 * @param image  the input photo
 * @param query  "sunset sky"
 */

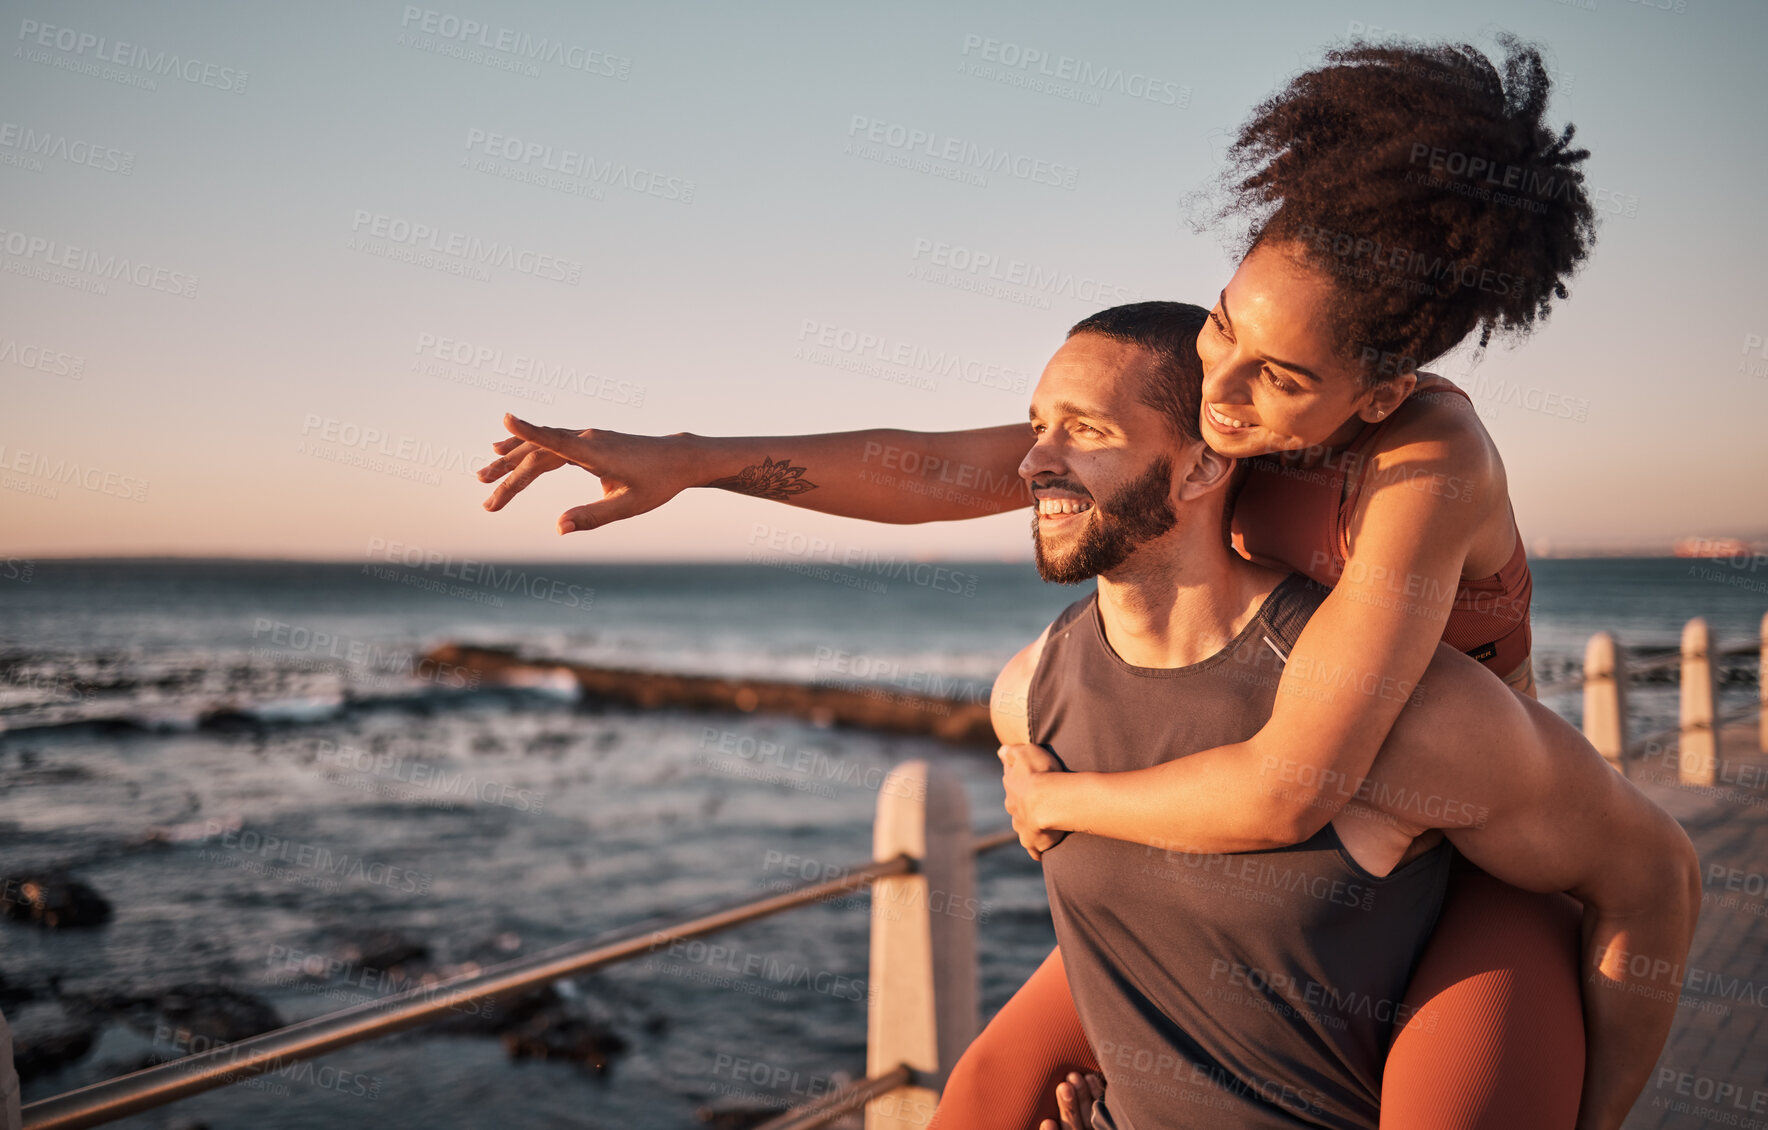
xmin=5 ymin=0 xmax=1766 ymax=562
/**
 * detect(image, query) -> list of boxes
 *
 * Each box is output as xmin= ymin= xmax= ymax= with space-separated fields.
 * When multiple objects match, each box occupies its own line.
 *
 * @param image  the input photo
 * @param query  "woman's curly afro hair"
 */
xmin=1212 ymin=34 xmax=1597 ymax=379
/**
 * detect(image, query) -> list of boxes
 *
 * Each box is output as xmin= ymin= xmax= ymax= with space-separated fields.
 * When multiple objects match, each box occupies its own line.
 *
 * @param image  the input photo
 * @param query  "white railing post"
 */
xmin=866 ymin=761 xmax=978 ymax=1130
xmin=1582 ymin=631 xmax=1627 ymax=771
xmin=2 ymin=1005 xmax=20 ymax=1130
xmin=1679 ymin=618 xmax=1718 ymax=786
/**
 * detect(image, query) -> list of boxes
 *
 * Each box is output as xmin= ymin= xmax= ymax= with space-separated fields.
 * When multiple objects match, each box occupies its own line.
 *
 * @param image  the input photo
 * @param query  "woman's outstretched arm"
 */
xmin=478 ymin=416 xmax=1033 ymax=533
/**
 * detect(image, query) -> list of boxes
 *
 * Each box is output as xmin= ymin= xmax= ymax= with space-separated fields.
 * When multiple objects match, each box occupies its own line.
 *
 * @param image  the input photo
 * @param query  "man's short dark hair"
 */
xmin=1066 ymin=302 xmax=1209 ymax=442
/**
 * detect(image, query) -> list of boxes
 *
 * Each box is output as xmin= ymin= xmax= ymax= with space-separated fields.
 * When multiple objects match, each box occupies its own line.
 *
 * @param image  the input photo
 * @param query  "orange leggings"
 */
xmin=929 ymin=861 xmax=1585 ymax=1129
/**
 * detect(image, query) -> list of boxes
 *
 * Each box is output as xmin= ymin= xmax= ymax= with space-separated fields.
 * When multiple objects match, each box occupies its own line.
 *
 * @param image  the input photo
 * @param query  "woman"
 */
xmin=480 ymin=38 xmax=1608 ymax=1129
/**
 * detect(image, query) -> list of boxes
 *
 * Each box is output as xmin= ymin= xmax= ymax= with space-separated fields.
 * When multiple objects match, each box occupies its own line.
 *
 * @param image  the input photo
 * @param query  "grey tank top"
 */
xmin=1029 ymin=573 xmax=1452 ymax=1130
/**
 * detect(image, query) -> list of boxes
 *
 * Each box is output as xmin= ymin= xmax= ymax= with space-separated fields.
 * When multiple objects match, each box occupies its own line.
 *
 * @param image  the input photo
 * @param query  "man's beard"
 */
xmin=1032 ymin=456 xmax=1177 ymax=584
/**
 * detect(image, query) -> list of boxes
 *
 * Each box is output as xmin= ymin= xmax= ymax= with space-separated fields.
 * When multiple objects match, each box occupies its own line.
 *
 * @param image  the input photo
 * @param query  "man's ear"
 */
xmin=1175 ymin=442 xmax=1237 ymax=503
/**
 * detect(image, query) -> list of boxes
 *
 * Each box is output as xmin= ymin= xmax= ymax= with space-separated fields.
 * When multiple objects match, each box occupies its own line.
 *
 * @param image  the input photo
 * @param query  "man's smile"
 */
xmin=1033 ymin=488 xmax=1095 ymax=521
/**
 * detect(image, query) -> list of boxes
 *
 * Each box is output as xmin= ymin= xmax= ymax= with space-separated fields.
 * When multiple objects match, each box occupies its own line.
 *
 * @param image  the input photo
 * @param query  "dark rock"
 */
xmin=10 ymin=1014 xmax=99 ymax=1082
xmin=0 ymin=972 xmax=41 ymax=1009
xmin=500 ymin=1013 xmax=628 ymax=1072
xmin=194 ymin=708 xmax=266 ymax=733
xmin=150 ymin=983 xmax=283 ymax=1042
xmin=68 ymin=983 xmax=283 ymax=1045
xmin=432 ymin=981 xmax=630 ymax=1074
xmin=332 ymin=930 xmax=430 ymax=975
xmin=426 ymin=644 xmax=995 ymax=747
xmin=0 ymin=872 xmax=113 ymax=928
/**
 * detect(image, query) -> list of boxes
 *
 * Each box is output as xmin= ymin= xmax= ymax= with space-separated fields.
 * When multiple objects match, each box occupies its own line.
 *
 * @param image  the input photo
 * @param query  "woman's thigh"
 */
xmin=1381 ymin=860 xmax=1585 ymax=1129
xmin=929 ymin=945 xmax=1097 ymax=1130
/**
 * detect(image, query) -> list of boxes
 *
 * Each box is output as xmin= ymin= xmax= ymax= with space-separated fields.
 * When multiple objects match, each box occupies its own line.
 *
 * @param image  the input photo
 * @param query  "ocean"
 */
xmin=1 ymin=557 xmax=1762 ymax=1128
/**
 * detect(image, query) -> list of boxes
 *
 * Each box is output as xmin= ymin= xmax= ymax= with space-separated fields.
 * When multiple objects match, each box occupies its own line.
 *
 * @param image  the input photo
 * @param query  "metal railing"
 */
xmin=20 ymin=770 xmax=1017 ymax=1130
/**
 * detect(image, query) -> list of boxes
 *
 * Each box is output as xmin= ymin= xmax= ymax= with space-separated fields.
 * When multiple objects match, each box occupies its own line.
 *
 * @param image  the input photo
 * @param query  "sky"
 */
xmin=3 ymin=0 xmax=1766 ymax=563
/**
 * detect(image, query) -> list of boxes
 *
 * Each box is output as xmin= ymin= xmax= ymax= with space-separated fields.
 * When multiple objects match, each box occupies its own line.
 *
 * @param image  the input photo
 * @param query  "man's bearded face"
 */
xmin=1031 ymin=455 xmax=1177 ymax=584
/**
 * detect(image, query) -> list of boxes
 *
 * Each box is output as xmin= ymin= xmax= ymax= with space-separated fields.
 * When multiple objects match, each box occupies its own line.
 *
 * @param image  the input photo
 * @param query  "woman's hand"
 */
xmin=999 ymin=742 xmax=1069 ymax=860
xmin=477 ymin=415 xmax=699 ymax=534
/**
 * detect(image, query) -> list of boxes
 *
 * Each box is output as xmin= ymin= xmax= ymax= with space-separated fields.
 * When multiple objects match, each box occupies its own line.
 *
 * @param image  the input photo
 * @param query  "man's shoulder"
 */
xmin=990 ymin=593 xmax=1095 ymax=745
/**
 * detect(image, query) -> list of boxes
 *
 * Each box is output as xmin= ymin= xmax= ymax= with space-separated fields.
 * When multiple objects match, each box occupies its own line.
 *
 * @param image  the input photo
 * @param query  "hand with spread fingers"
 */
xmin=1038 ymin=1070 xmax=1105 ymax=1130
xmin=998 ymin=742 xmax=1069 ymax=860
xmin=476 ymin=414 xmax=693 ymax=535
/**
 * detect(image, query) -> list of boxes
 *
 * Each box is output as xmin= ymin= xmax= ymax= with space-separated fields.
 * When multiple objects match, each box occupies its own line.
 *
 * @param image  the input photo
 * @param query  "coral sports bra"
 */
xmin=1229 ymin=376 xmax=1532 ymax=677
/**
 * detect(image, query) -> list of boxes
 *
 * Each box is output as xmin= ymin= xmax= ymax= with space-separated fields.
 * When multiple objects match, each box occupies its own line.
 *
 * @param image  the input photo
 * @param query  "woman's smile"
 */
xmin=1205 ymin=403 xmax=1257 ymax=433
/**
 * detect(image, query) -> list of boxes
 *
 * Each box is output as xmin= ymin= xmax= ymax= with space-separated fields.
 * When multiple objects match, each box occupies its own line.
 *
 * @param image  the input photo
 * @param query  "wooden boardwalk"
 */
xmin=1623 ymin=718 xmax=1768 ymax=1129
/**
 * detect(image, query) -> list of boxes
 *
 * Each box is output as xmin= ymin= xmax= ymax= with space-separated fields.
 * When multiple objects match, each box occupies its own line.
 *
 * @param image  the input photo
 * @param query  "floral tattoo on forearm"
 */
xmin=706 ymin=456 xmax=819 ymax=501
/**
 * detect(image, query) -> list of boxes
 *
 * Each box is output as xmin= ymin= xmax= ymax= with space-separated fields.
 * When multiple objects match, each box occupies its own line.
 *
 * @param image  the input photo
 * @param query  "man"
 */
xmin=978 ymin=303 xmax=1699 ymax=1127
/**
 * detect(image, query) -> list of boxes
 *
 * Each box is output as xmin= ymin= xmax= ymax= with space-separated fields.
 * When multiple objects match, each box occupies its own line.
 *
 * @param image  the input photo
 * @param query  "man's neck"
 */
xmin=1094 ymin=524 xmax=1287 ymax=669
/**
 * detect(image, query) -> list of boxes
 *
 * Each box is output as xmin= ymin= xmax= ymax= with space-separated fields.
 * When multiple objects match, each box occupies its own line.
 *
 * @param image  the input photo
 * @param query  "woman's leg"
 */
xmin=1380 ymin=858 xmax=1586 ymax=1129
xmin=929 ymin=945 xmax=1098 ymax=1130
